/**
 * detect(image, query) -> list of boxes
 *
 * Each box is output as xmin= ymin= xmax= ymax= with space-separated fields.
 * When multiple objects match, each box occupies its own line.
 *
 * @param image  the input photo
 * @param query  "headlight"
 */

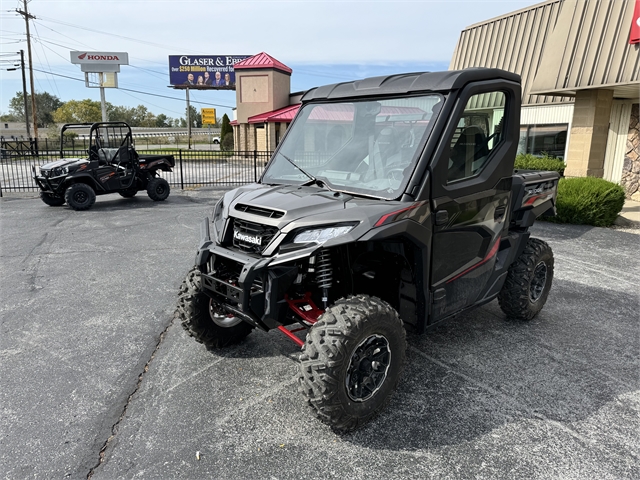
xmin=293 ymin=225 xmax=355 ymax=244
xmin=212 ymin=198 xmax=224 ymax=221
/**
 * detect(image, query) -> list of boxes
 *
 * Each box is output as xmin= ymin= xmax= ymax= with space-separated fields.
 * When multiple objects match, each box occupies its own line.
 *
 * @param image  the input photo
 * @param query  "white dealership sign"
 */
xmin=70 ymin=51 xmax=129 ymax=64
xmin=70 ymin=51 xmax=129 ymax=73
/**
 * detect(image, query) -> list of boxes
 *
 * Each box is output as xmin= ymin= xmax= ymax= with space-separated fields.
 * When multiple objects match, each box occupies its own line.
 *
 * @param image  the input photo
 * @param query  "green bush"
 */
xmin=547 ymin=177 xmax=625 ymax=227
xmin=514 ymin=153 xmax=566 ymax=176
xmin=221 ymin=132 xmax=234 ymax=151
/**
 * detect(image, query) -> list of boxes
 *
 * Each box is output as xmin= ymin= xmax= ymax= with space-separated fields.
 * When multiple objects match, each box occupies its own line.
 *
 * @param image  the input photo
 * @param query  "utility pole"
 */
xmin=16 ymin=0 xmax=38 ymax=140
xmin=19 ymin=50 xmax=30 ymax=138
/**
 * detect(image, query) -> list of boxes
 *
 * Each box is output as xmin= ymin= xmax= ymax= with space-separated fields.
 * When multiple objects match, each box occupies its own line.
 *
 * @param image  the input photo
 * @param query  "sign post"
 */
xmin=70 ymin=52 xmax=129 ymax=122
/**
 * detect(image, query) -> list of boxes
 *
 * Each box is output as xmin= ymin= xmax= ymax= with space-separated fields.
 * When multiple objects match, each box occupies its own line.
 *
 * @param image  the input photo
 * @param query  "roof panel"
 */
xmin=302 ymin=68 xmax=520 ymax=103
xmin=234 ymin=52 xmax=292 ymax=74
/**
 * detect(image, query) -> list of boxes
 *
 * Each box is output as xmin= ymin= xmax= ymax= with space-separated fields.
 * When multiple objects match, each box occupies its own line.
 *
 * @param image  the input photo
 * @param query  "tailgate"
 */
xmin=510 ymin=169 xmax=560 ymax=227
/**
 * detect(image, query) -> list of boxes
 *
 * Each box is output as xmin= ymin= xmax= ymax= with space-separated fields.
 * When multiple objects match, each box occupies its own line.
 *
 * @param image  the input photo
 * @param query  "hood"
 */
xmin=220 ymin=183 xmax=416 ymax=232
xmin=40 ymin=158 xmax=88 ymax=170
xmin=228 ymin=184 xmax=351 ymax=225
xmin=212 ymin=183 xmax=429 ymax=256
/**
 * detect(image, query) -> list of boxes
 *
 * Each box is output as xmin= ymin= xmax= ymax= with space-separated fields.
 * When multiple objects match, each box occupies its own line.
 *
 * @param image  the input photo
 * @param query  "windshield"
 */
xmin=261 ymin=95 xmax=443 ymax=199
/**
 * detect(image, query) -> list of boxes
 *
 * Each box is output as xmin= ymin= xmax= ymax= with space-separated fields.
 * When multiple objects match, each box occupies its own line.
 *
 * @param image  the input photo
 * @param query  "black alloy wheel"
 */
xmin=299 ymin=295 xmax=406 ymax=432
xmin=498 ymin=237 xmax=554 ymax=321
xmin=346 ymin=334 xmax=392 ymax=402
xmin=529 ymin=262 xmax=548 ymax=302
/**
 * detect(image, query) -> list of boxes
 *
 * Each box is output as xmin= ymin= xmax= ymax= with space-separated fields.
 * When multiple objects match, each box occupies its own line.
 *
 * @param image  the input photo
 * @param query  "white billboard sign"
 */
xmin=70 ymin=51 xmax=129 ymax=65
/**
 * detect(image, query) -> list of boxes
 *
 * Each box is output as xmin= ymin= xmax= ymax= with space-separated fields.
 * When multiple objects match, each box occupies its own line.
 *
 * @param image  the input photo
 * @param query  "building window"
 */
xmin=518 ymin=124 xmax=568 ymax=159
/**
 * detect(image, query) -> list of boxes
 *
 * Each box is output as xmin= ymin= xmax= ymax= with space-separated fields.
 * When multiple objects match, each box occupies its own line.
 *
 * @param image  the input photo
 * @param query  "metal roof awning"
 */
xmin=529 ymin=0 xmax=639 ymax=101
xmin=530 ymin=82 xmax=640 ymax=100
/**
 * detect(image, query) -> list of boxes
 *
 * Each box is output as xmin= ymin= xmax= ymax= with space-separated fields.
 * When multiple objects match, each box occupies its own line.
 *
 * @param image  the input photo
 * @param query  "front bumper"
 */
xmin=196 ymin=218 xmax=299 ymax=331
xmin=32 ymin=166 xmax=62 ymax=193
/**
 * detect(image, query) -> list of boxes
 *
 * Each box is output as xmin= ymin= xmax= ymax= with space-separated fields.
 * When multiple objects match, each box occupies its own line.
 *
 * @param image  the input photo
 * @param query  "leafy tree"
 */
xmin=110 ymin=104 xmax=156 ymax=127
xmin=186 ymin=105 xmax=202 ymax=128
xmin=8 ymin=91 xmax=63 ymax=127
xmin=47 ymin=124 xmax=78 ymax=144
xmin=53 ymin=99 xmax=104 ymax=123
xmin=155 ymin=114 xmax=171 ymax=127
xmin=1 ymin=113 xmax=19 ymax=122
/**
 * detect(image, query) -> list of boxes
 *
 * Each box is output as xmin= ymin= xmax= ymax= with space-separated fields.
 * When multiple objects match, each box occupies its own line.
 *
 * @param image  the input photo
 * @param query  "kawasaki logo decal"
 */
xmin=234 ymin=230 xmax=262 ymax=246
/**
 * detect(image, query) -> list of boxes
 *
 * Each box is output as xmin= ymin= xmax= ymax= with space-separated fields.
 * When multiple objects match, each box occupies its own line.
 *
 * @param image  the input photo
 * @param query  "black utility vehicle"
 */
xmin=33 ymin=122 xmax=174 ymax=210
xmin=176 ymin=69 xmax=559 ymax=431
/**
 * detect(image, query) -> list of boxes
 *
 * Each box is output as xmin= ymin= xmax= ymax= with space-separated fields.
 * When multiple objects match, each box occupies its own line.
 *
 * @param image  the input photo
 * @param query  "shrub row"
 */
xmin=514 ymin=153 xmax=566 ymax=175
xmin=546 ymin=177 xmax=626 ymax=227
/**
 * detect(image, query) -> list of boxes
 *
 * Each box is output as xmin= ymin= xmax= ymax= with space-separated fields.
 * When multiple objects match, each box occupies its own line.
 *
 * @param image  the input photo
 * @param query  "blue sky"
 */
xmin=0 ymin=0 xmax=537 ymax=121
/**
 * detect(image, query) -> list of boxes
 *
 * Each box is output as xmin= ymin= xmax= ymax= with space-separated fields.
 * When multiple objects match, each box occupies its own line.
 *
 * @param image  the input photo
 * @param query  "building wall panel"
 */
xmin=449 ymin=0 xmax=569 ymax=106
xmin=520 ymin=104 xmax=574 ymax=125
xmin=451 ymin=0 xmax=638 ymax=104
xmin=603 ymin=102 xmax=633 ymax=183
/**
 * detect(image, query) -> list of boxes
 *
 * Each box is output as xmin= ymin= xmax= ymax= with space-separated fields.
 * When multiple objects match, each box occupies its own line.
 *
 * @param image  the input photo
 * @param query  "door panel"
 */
xmin=428 ymin=82 xmax=519 ymax=322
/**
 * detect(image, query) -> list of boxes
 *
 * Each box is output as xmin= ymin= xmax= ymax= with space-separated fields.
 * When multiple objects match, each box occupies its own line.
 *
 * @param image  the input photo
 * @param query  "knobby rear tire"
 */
xmin=498 ymin=237 xmax=554 ymax=320
xmin=147 ymin=177 xmax=170 ymax=201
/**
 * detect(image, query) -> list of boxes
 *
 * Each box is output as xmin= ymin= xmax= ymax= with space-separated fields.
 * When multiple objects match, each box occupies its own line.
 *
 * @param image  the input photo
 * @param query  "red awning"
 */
xmin=247 ymin=104 xmax=300 ymax=124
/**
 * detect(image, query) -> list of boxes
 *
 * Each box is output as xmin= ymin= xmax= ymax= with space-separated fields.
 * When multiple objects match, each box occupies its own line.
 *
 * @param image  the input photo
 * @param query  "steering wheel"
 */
xmin=386 ymin=167 xmax=406 ymax=188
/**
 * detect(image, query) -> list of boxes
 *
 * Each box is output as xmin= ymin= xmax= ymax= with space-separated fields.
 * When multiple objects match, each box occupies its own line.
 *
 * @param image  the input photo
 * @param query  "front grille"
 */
xmin=234 ymin=203 xmax=285 ymax=219
xmin=231 ymin=218 xmax=278 ymax=254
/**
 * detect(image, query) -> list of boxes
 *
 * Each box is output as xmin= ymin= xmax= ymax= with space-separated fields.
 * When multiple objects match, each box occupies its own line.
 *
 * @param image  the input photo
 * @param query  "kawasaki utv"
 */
xmin=176 ymin=68 xmax=559 ymax=431
xmin=33 ymin=122 xmax=174 ymax=210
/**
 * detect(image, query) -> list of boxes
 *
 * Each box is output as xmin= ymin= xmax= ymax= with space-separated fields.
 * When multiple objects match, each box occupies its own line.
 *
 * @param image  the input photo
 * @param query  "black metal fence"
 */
xmin=0 ymin=146 xmax=272 ymax=195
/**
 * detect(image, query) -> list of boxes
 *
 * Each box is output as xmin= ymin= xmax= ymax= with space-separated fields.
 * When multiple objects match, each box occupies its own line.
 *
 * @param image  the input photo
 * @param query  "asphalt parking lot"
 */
xmin=1 ymin=190 xmax=639 ymax=479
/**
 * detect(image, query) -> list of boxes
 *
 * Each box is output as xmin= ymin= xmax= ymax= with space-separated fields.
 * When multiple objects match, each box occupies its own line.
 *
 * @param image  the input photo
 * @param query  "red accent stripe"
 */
xmin=375 ymin=204 xmax=421 ymax=227
xmin=524 ymin=192 xmax=550 ymax=206
xmin=277 ymin=326 xmax=304 ymax=347
xmin=446 ymin=238 xmax=501 ymax=284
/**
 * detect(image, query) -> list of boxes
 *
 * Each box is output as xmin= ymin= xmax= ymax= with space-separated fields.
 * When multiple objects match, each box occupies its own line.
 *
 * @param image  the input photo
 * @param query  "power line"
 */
xmin=30 ymin=67 xmax=233 ymax=108
xmin=37 ymin=15 xmax=208 ymax=53
xmin=32 ymin=20 xmax=93 ymax=50
xmin=118 ymin=89 xmax=183 ymax=117
xmin=31 ymin=21 xmax=60 ymax=97
xmin=28 ymin=20 xmax=233 ymax=105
